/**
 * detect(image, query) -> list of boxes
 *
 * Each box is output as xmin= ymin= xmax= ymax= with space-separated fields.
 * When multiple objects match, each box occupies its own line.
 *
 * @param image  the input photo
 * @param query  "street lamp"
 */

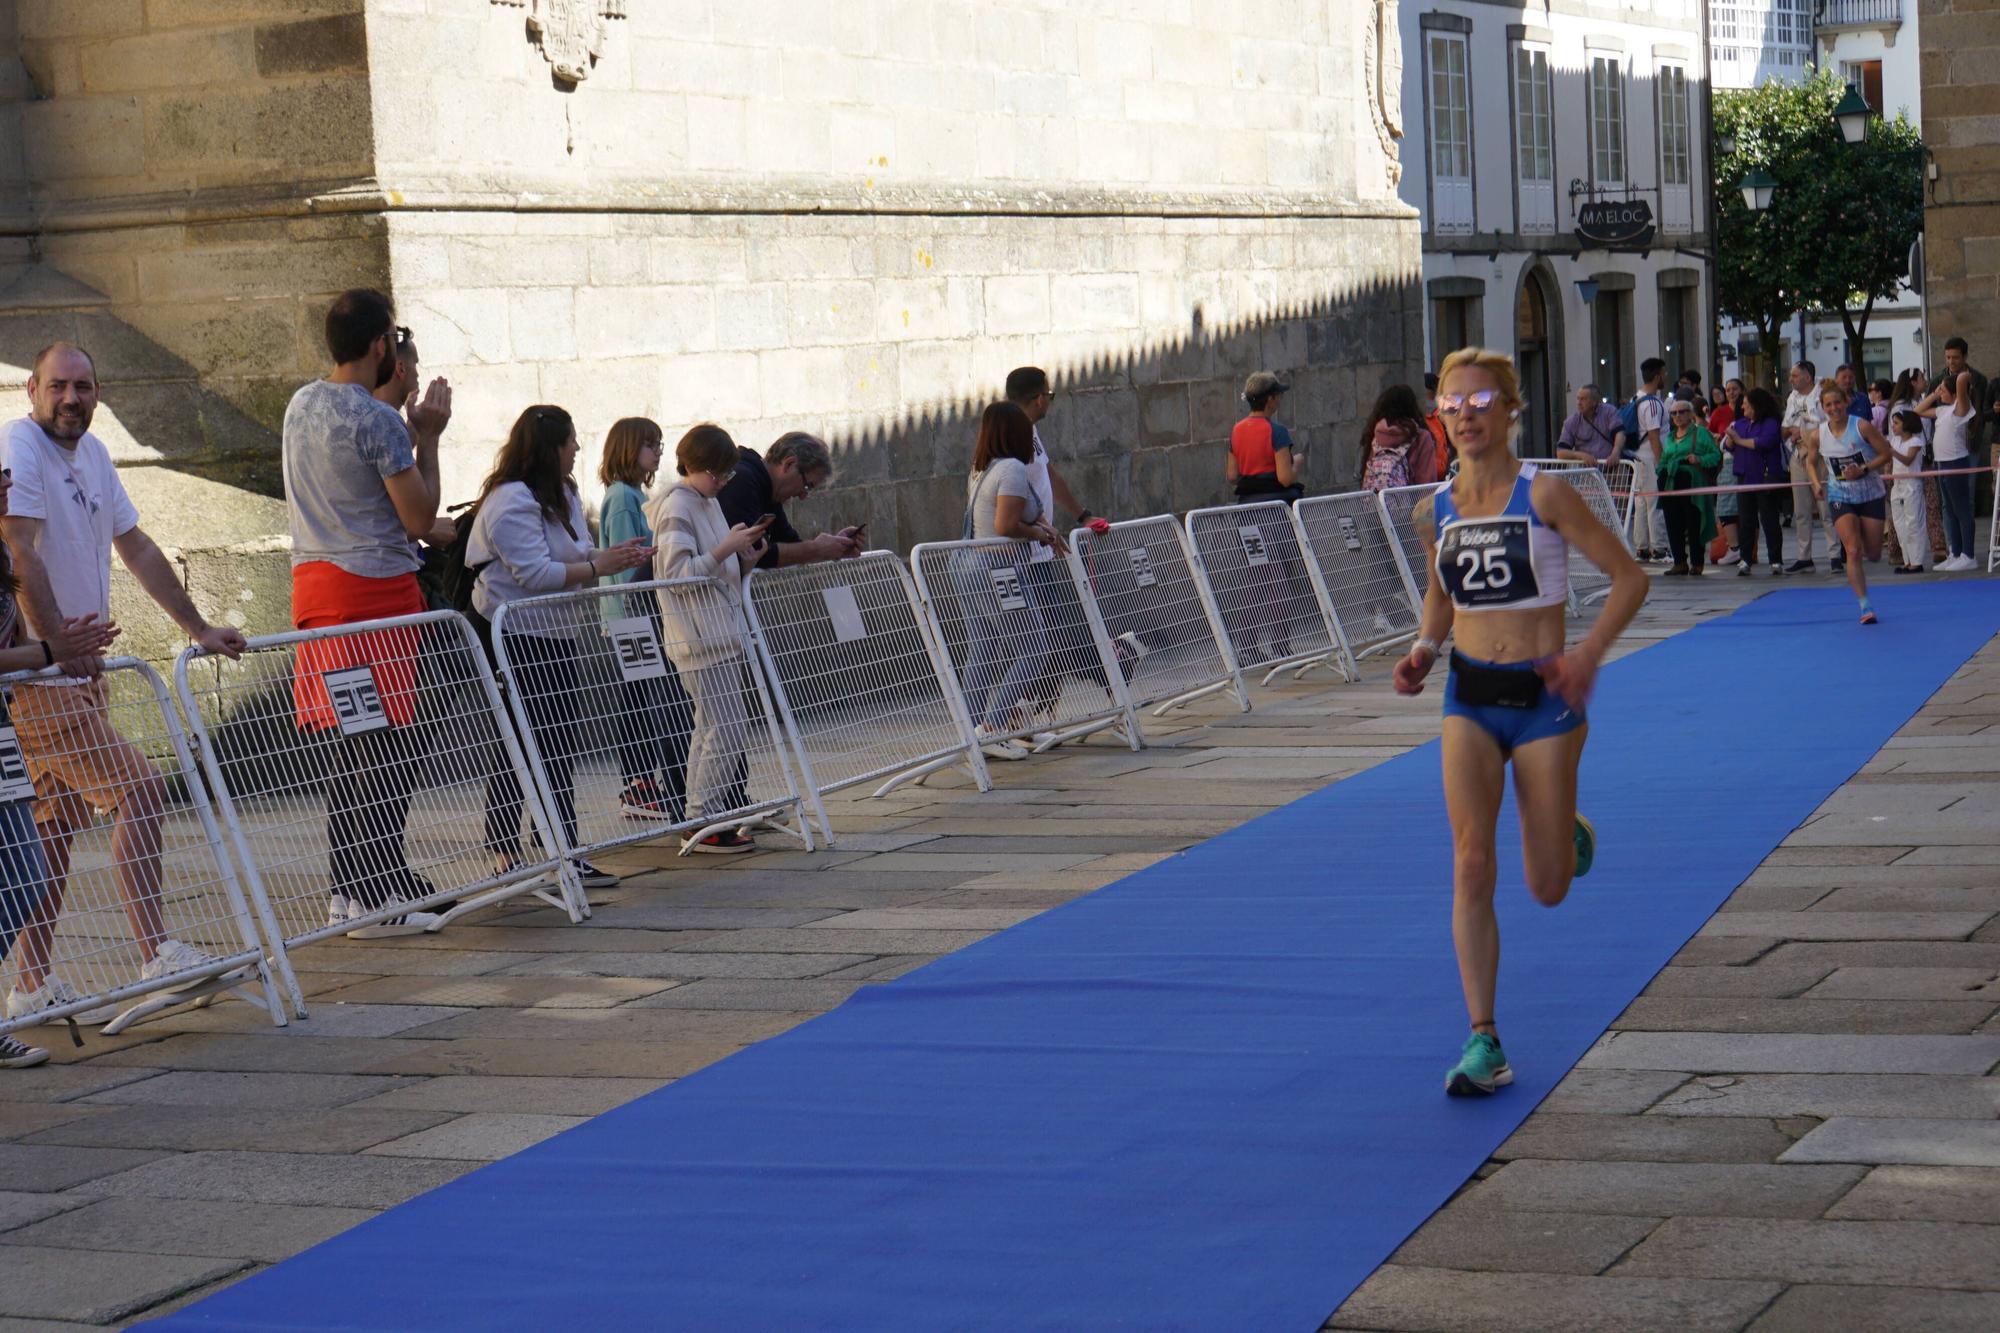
xmin=1739 ymin=168 xmax=1778 ymax=212
xmin=1834 ymin=85 xmax=1873 ymax=145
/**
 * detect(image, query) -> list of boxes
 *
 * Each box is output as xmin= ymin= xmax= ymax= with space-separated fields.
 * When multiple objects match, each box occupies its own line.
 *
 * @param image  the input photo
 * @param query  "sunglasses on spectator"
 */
xmin=1436 ymin=389 xmax=1503 ymax=416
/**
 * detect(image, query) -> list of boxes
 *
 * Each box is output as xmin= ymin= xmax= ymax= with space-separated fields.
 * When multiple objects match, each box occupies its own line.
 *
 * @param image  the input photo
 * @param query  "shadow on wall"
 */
xmin=782 ymin=268 xmax=1424 ymax=554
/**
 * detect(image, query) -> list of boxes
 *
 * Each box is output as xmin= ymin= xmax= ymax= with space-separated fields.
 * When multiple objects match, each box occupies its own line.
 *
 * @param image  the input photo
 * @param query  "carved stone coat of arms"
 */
xmin=494 ymin=0 xmax=627 ymax=84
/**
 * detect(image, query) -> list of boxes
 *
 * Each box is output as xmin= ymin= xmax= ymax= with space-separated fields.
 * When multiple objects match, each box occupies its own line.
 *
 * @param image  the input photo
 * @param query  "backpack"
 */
xmin=1361 ymin=442 xmax=1411 ymax=492
xmin=435 ymin=499 xmax=490 ymax=627
xmin=1616 ymin=392 xmax=1660 ymax=444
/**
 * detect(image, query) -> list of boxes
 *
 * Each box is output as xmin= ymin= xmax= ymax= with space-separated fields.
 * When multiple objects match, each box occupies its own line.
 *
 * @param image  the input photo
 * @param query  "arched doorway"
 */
xmin=1514 ymin=264 xmax=1563 ymax=458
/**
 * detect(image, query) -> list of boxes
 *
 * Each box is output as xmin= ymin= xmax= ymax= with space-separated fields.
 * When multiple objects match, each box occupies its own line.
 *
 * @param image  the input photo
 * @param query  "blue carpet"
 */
xmin=155 ymin=582 xmax=2000 ymax=1332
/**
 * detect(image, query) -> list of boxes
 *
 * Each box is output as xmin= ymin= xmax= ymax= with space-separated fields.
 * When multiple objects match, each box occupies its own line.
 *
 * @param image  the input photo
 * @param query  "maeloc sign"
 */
xmin=1574 ymin=199 xmax=1656 ymax=249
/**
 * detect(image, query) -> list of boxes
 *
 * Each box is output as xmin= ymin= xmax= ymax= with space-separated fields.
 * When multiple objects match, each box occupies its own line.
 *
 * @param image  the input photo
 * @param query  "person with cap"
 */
xmin=1228 ymin=371 xmax=1300 ymax=503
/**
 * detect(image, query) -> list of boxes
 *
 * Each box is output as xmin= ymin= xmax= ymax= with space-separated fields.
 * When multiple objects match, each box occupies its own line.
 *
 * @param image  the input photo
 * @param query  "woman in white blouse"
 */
xmin=468 ymin=405 xmax=650 ymax=885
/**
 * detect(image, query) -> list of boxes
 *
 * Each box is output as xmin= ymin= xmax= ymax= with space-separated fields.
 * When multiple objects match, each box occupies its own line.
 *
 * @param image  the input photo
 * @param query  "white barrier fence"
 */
xmin=1068 ymin=517 xmax=1247 ymax=717
xmin=490 ymin=578 xmax=814 ymax=860
xmin=1184 ymin=500 xmax=1346 ymax=684
xmin=0 ymin=658 xmax=285 ymax=1038
xmin=175 ymin=611 xmax=583 ymax=986
xmin=910 ymin=537 xmax=1141 ymax=754
xmin=1374 ymin=483 xmax=1438 ymax=616
xmin=1541 ymin=464 xmax=1631 ymax=610
xmin=746 ymin=553 xmax=988 ymax=838
xmin=1292 ymin=490 xmax=1423 ymax=666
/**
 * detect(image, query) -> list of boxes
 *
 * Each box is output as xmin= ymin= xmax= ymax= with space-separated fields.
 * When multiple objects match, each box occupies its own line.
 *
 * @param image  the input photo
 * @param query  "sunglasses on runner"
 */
xmin=1436 ymin=389 xmax=1503 ymax=416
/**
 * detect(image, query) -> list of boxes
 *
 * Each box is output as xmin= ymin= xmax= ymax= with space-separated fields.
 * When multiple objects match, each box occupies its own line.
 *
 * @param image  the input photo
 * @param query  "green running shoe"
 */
xmin=1573 ymin=812 xmax=1596 ymax=879
xmin=1445 ymin=1031 xmax=1513 ymax=1097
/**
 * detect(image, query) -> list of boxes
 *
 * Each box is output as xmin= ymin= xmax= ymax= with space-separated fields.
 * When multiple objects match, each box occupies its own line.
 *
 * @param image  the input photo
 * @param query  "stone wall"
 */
xmin=1921 ymin=0 xmax=2000 ymax=367
xmin=7 ymin=0 xmax=1422 ymax=604
xmin=10 ymin=0 xmax=386 ymax=426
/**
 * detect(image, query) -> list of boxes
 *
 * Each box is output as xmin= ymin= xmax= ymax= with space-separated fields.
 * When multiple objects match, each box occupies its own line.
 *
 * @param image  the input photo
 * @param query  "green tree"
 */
xmin=1714 ymin=72 xmax=1925 ymax=388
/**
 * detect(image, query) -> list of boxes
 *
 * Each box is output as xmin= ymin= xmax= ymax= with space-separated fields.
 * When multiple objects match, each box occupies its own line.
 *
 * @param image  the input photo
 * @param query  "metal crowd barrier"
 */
xmin=1185 ymin=500 xmax=1343 ymax=685
xmin=1603 ymin=458 xmax=1639 ymax=532
xmin=1540 ymin=463 xmax=1630 ymax=610
xmin=1292 ymin=490 xmax=1424 ymax=667
xmin=0 ymin=658 xmax=286 ymax=1038
xmin=745 ymin=553 xmax=988 ymax=838
xmin=910 ymin=537 xmax=1141 ymax=753
xmin=1068 ymin=517 xmax=1248 ymax=717
xmin=1989 ymin=470 xmax=2000 ymax=572
xmin=175 ymin=611 xmax=583 ymax=986
xmin=490 ymin=577 xmax=813 ymax=860
xmin=1374 ymin=484 xmax=1438 ymax=608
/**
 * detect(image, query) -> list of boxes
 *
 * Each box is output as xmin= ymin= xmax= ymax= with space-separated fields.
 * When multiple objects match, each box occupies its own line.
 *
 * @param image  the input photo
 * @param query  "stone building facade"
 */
xmin=3 ymin=0 xmax=1420 ymax=639
xmin=1920 ymin=0 xmax=2000 ymax=373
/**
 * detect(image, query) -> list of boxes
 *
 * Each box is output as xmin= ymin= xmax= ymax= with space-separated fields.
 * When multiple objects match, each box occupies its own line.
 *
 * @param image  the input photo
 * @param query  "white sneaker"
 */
xmin=1939 ymin=554 xmax=1972 ymax=572
xmin=140 ymin=939 xmax=222 ymax=991
xmin=974 ymin=724 xmax=1027 ymax=761
xmin=1718 ymin=548 xmax=1741 ymax=567
xmin=326 ymin=894 xmax=351 ymax=929
xmin=344 ymin=897 xmax=444 ymax=940
xmin=6 ymin=976 xmax=116 ymax=1026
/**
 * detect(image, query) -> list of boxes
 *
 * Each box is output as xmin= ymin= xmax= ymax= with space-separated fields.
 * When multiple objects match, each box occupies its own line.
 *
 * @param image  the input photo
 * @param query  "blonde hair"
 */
xmin=1816 ymin=378 xmax=1848 ymax=410
xmin=1437 ymin=347 xmax=1524 ymax=420
xmin=598 ymin=416 xmax=664 ymax=488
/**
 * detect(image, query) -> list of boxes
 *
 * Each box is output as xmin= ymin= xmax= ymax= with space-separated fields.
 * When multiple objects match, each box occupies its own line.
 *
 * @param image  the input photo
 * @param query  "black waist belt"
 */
xmin=1449 ymin=650 xmax=1545 ymax=710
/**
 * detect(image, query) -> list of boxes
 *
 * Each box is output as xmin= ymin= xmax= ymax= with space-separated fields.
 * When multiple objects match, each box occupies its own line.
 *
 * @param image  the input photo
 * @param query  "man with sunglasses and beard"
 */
xmin=283 ymin=289 xmax=454 ymax=938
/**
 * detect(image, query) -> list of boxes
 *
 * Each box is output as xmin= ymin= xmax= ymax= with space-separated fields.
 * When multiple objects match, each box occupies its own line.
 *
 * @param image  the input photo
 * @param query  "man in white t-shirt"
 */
xmin=1627 ymin=358 xmax=1669 ymax=560
xmin=1 ymin=343 xmax=247 ymax=1024
xmin=1782 ymin=359 xmax=1829 ymax=570
xmin=1004 ymin=366 xmax=1116 ymax=724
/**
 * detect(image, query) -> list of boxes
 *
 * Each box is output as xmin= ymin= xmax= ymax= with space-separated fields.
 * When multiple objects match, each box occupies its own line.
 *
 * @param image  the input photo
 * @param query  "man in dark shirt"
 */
xmin=714 ymin=431 xmax=861 ymax=569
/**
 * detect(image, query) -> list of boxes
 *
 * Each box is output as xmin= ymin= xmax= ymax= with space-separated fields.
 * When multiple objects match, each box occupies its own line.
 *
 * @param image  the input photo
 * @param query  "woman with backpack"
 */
xmin=597 ymin=418 xmax=696 ymax=824
xmin=1358 ymin=385 xmax=1440 ymax=491
xmin=467 ymin=405 xmax=652 ymax=887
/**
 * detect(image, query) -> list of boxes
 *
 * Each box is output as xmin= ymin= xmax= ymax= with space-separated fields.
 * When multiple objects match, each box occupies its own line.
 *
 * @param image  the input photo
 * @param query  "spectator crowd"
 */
xmin=0 ymin=289 xmax=1991 ymax=1071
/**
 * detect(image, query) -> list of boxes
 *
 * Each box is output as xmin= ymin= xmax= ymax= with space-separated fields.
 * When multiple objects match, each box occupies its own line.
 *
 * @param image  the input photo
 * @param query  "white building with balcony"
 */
xmin=1712 ymin=0 xmax=1923 ymax=386
xmin=1399 ymin=1 xmax=1713 ymax=455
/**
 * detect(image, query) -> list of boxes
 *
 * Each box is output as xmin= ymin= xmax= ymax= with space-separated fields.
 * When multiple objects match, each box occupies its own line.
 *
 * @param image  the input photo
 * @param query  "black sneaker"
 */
xmin=0 ymin=1033 xmax=48 ymax=1069
xmin=572 ymin=859 xmax=620 ymax=888
xmin=1785 ymin=559 xmax=1815 ymax=573
xmin=1831 ymin=558 xmax=1845 ymax=574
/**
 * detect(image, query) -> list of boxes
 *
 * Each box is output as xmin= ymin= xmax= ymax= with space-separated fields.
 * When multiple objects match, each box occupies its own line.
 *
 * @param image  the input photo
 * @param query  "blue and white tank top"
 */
xmin=1819 ymin=417 xmax=1886 ymax=507
xmin=1431 ymin=462 xmax=1570 ymax=612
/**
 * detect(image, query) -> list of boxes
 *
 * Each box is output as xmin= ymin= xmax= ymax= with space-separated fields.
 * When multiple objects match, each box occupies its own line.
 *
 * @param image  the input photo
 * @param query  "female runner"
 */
xmin=1806 ymin=380 xmax=1894 ymax=624
xmin=1391 ymin=348 xmax=1648 ymax=1096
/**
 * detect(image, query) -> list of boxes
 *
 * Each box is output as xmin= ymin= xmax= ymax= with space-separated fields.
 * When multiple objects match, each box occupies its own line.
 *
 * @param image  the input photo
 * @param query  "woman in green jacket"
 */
xmin=1658 ymin=399 xmax=1721 ymax=576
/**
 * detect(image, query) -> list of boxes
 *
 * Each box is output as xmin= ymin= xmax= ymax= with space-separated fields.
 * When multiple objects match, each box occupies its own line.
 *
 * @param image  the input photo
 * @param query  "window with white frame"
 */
xmin=1514 ymin=44 xmax=1555 ymax=234
xmin=1589 ymin=56 xmax=1626 ymax=189
xmin=1428 ymin=32 xmax=1474 ymax=235
xmin=1659 ymin=63 xmax=1693 ymax=233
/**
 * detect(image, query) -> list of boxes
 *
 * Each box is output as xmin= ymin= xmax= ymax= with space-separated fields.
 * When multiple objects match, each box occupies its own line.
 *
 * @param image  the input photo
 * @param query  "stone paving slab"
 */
xmin=1387 ymin=1209 xmax=1662 ymax=1276
xmin=74 ymin=1150 xmax=476 ymax=1210
xmin=1803 ymin=966 xmax=2000 ymax=1000
xmin=17 ymin=1106 xmax=454 ymax=1156
xmin=1825 ymin=1165 xmax=2000 ymax=1223
xmin=0 ymin=1105 xmax=113 ymax=1141
xmin=1649 ymin=1073 xmax=2000 ymax=1120
xmin=1779 ymin=1116 xmax=2000 ymax=1168
xmin=1610 ymin=996 xmax=1998 ymax=1034
xmin=1539 ymin=1069 xmax=1692 ymax=1116
xmin=361 ymin=1112 xmax=587 ymax=1162
xmin=1618 ymin=1216 xmax=2000 ymax=1290
xmin=1578 ymin=1031 xmax=2000 ymax=1074
xmin=0 ymin=1245 xmax=247 ymax=1325
xmin=1695 ymin=911 xmax=1995 ymax=940
xmin=1325 ymin=1266 xmax=1783 ymax=1332
xmin=342 ymin=1074 xmax=664 ymax=1116
xmin=1493 ymin=1113 xmax=1798 ymax=1164
xmin=1748 ymin=1284 xmax=2000 ymax=1332
xmin=0 ymin=1198 xmax=375 ymax=1263
xmin=1462 ymin=1160 xmax=1866 ymax=1219
xmin=489 ymin=950 xmax=877 ymax=979
xmin=0 ymin=1147 xmax=168 ymax=1194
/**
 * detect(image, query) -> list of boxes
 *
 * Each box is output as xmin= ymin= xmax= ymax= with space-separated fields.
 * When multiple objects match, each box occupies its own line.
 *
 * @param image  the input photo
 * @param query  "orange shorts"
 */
xmin=291 ymin=564 xmax=426 ymax=732
xmin=9 ymin=680 xmax=161 ymax=833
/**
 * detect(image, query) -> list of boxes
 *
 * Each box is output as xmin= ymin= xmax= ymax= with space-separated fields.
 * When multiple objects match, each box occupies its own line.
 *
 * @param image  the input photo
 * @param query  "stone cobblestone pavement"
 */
xmin=0 ymin=571 xmax=1992 ymax=1329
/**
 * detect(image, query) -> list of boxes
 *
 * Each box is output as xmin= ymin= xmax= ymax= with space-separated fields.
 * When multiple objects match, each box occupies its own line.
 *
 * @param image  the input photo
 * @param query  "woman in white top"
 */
xmin=1886 ymin=409 xmax=1931 ymax=575
xmin=468 ymin=405 xmax=650 ymax=886
xmin=1920 ymin=369 xmax=1979 ymax=569
xmin=1392 ymin=347 xmax=1647 ymax=1098
xmin=646 ymin=424 xmax=772 ymax=854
